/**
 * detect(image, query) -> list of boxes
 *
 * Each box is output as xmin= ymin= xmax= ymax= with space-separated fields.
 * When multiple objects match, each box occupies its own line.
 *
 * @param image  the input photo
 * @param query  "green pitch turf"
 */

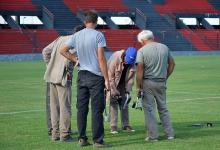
xmin=0 ymin=55 xmax=220 ymax=150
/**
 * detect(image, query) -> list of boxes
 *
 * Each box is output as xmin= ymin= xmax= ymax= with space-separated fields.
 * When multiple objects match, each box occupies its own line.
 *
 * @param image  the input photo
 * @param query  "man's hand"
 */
xmin=111 ymin=89 xmax=120 ymax=97
xmin=60 ymin=45 xmax=78 ymax=63
xmin=105 ymin=80 xmax=110 ymax=92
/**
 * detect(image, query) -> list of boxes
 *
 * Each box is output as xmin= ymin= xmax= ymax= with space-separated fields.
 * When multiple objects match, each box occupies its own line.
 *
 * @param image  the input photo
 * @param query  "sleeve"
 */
xmin=125 ymin=66 xmax=136 ymax=92
xmin=108 ymin=56 xmax=119 ymax=96
xmin=42 ymin=38 xmax=58 ymax=64
xmin=65 ymin=35 xmax=75 ymax=49
xmin=168 ymin=48 xmax=173 ymax=59
xmin=97 ymin=32 xmax=106 ymax=48
xmin=136 ymin=50 xmax=144 ymax=64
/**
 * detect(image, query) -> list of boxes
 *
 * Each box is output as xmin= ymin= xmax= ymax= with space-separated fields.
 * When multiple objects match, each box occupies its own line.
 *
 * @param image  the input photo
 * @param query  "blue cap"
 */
xmin=125 ymin=47 xmax=137 ymax=65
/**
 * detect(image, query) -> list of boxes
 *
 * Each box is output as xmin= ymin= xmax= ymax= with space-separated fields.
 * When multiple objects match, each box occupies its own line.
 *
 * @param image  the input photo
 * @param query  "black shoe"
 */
xmin=78 ymin=139 xmax=91 ymax=147
xmin=93 ymin=142 xmax=112 ymax=148
xmin=122 ymin=126 xmax=135 ymax=132
xmin=60 ymin=136 xmax=75 ymax=142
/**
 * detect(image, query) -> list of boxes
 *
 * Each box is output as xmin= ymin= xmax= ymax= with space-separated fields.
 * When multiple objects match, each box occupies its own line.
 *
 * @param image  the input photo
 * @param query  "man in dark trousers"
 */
xmin=60 ymin=11 xmax=111 ymax=148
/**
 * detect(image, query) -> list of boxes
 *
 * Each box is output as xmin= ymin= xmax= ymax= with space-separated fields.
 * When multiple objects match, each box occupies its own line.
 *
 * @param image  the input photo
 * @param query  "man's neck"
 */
xmin=144 ymin=40 xmax=154 ymax=45
xmin=85 ymin=23 xmax=96 ymax=29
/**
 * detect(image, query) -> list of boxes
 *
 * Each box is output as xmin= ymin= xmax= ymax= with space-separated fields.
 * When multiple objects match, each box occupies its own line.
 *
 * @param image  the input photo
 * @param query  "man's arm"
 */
xmin=136 ymin=63 xmax=144 ymax=93
xmin=108 ymin=59 xmax=120 ymax=96
xmin=167 ymin=57 xmax=175 ymax=79
xmin=60 ymin=44 xmax=78 ymax=63
xmin=42 ymin=39 xmax=57 ymax=64
xmin=97 ymin=47 xmax=110 ymax=90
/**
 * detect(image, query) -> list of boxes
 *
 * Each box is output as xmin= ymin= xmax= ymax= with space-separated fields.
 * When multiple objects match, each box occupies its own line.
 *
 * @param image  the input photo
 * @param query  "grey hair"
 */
xmin=137 ymin=30 xmax=154 ymax=43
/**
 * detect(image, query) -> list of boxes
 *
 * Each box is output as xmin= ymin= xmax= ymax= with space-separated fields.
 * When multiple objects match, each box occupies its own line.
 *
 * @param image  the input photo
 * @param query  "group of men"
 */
xmin=42 ymin=10 xmax=175 ymax=148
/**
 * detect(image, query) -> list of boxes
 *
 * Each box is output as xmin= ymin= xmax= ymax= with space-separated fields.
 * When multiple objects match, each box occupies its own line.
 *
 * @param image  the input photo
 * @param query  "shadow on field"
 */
xmin=171 ymin=121 xmax=220 ymax=140
xmin=102 ymin=121 xmax=220 ymax=147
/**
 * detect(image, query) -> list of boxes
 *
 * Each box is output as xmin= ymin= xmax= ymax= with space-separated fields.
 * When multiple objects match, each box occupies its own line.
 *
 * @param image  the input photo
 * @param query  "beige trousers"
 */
xmin=110 ymin=83 xmax=129 ymax=128
xmin=50 ymin=83 xmax=71 ymax=139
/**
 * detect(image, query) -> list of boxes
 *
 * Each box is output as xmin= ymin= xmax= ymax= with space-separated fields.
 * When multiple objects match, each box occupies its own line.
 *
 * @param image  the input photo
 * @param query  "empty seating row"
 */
xmin=0 ymin=0 xmax=37 ymax=11
xmin=63 ymin=0 xmax=128 ymax=13
xmin=0 ymin=29 xmax=59 ymax=54
xmin=179 ymin=29 xmax=220 ymax=51
xmin=100 ymin=29 xmax=141 ymax=51
xmin=155 ymin=0 xmax=219 ymax=14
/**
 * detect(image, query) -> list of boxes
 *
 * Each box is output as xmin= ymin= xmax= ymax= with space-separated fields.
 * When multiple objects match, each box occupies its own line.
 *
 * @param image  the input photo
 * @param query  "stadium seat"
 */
xmin=0 ymin=0 xmax=37 ymax=11
xmin=155 ymin=0 xmax=219 ymax=14
xmin=179 ymin=29 xmax=213 ymax=51
xmin=99 ymin=29 xmax=141 ymax=51
xmin=0 ymin=29 xmax=59 ymax=54
xmin=0 ymin=29 xmax=33 ymax=54
xmin=63 ymin=0 xmax=128 ymax=13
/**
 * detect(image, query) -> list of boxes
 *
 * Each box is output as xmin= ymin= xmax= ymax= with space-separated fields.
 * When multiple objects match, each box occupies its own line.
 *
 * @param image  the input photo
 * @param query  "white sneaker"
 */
xmin=110 ymin=126 xmax=118 ymax=134
xmin=110 ymin=130 xmax=118 ymax=134
xmin=167 ymin=136 xmax=175 ymax=140
xmin=145 ymin=137 xmax=158 ymax=142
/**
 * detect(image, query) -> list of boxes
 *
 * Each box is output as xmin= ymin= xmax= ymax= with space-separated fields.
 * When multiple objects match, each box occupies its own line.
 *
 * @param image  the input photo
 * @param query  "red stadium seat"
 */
xmin=0 ymin=29 xmax=59 ymax=54
xmin=99 ymin=29 xmax=141 ymax=51
xmin=63 ymin=0 xmax=128 ymax=13
xmin=155 ymin=0 xmax=219 ymax=14
xmin=0 ymin=0 xmax=37 ymax=11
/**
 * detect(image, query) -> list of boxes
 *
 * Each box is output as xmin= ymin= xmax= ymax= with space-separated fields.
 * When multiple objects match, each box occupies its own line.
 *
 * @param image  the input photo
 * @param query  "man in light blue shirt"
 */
xmin=65 ymin=27 xmax=106 ymax=76
xmin=60 ymin=11 xmax=110 ymax=148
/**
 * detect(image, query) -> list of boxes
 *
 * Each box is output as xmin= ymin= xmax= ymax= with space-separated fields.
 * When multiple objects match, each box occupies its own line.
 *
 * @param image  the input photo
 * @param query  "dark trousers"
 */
xmin=77 ymin=70 xmax=105 ymax=143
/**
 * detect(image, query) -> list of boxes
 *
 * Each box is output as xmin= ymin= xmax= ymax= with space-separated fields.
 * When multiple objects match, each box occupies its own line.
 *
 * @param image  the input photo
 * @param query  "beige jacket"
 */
xmin=42 ymin=35 xmax=74 ymax=86
xmin=108 ymin=50 xmax=136 ymax=96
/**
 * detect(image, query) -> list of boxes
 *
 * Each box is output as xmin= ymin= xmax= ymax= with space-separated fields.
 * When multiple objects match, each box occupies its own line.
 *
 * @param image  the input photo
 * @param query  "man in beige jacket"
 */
xmin=108 ymin=47 xmax=137 ymax=134
xmin=42 ymin=25 xmax=84 ymax=142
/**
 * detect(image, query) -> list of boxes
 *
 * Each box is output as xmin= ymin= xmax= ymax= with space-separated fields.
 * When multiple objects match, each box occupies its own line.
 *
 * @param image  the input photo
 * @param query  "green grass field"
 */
xmin=0 ymin=55 xmax=220 ymax=150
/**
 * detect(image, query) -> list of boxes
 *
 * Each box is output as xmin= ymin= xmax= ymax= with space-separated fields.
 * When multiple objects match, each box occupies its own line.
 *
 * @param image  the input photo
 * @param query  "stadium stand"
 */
xmin=100 ymin=29 xmax=141 ymax=51
xmin=0 ymin=29 xmax=33 ymax=54
xmin=0 ymin=29 xmax=58 ymax=54
xmin=179 ymin=29 xmax=212 ymax=51
xmin=155 ymin=0 xmax=220 ymax=14
xmin=123 ymin=0 xmax=196 ymax=51
xmin=32 ymin=0 xmax=81 ymax=35
xmin=192 ymin=29 xmax=220 ymax=50
xmin=209 ymin=0 xmax=220 ymax=10
xmin=0 ymin=0 xmax=37 ymax=11
xmin=0 ymin=0 xmax=219 ymax=54
xmin=31 ymin=29 xmax=59 ymax=52
xmin=63 ymin=0 xmax=128 ymax=13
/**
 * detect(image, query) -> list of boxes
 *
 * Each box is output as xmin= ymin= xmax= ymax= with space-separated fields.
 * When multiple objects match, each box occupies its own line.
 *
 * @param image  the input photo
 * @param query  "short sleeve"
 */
xmin=168 ymin=49 xmax=173 ymax=59
xmin=136 ymin=50 xmax=144 ymax=64
xmin=65 ymin=35 xmax=75 ymax=48
xmin=97 ymin=32 xmax=106 ymax=48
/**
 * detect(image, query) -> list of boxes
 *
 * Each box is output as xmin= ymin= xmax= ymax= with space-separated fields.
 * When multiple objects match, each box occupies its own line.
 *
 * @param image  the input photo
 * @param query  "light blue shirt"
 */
xmin=66 ymin=28 xmax=106 ymax=76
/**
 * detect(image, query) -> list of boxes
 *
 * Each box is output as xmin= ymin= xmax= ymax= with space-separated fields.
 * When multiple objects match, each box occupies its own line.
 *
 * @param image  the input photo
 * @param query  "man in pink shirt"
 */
xmin=107 ymin=47 xmax=137 ymax=134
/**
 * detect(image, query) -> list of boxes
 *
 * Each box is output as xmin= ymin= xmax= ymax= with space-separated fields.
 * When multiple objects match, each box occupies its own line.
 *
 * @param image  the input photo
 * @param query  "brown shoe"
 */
xmin=51 ymin=136 xmax=60 ymax=141
xmin=122 ymin=126 xmax=135 ymax=132
xmin=93 ymin=142 xmax=112 ymax=148
xmin=78 ymin=139 xmax=91 ymax=147
xmin=60 ymin=135 xmax=75 ymax=142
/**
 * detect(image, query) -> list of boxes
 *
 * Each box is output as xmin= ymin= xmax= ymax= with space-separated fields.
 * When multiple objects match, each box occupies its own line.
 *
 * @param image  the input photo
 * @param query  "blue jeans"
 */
xmin=77 ymin=70 xmax=105 ymax=143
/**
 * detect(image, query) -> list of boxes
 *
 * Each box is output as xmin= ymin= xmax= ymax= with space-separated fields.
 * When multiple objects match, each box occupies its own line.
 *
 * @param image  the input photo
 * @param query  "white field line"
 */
xmin=0 ymin=109 xmax=43 ymax=115
xmin=1 ymin=97 xmax=220 ymax=115
xmin=168 ymin=96 xmax=220 ymax=103
xmin=168 ymin=90 xmax=220 ymax=96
